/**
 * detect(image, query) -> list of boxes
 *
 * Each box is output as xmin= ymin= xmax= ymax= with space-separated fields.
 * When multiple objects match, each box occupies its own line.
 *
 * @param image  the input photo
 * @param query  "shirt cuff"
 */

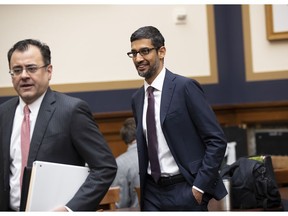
xmin=64 ymin=206 xmax=73 ymax=212
xmin=193 ymin=185 xmax=204 ymax=194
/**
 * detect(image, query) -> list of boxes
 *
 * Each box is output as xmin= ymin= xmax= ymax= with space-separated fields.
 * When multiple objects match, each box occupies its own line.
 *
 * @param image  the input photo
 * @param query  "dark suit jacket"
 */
xmin=131 ymin=69 xmax=228 ymax=207
xmin=0 ymin=88 xmax=117 ymax=211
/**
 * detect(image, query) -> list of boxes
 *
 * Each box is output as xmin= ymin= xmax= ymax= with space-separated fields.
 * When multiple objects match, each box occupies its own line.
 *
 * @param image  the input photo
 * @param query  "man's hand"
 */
xmin=192 ymin=187 xmax=203 ymax=205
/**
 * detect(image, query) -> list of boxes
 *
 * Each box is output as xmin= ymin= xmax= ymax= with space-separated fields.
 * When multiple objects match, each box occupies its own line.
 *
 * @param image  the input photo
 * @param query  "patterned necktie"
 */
xmin=20 ymin=105 xmax=30 ymax=187
xmin=146 ymin=86 xmax=161 ymax=182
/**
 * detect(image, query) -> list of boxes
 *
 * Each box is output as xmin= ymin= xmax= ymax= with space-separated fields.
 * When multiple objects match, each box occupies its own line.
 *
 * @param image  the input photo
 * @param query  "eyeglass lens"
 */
xmin=127 ymin=47 xmax=155 ymax=58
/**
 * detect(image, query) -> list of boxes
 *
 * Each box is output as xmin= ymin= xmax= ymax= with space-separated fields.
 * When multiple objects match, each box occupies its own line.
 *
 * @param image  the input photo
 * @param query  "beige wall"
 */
xmin=1 ymin=4 xmax=287 ymax=95
xmin=0 ymin=5 xmax=214 ymax=92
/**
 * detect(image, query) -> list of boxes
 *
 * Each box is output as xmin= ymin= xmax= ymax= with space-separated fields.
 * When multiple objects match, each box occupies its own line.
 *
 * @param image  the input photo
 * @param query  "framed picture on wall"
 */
xmin=242 ymin=5 xmax=288 ymax=81
xmin=265 ymin=5 xmax=288 ymax=41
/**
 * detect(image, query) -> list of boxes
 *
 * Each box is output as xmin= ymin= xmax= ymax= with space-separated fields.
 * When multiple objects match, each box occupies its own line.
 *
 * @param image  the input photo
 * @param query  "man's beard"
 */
xmin=137 ymin=63 xmax=158 ymax=80
xmin=138 ymin=69 xmax=154 ymax=80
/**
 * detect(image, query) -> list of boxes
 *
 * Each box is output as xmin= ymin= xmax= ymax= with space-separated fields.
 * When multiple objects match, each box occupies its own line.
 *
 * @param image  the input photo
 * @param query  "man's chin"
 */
xmin=138 ymin=70 xmax=147 ymax=78
xmin=20 ymin=92 xmax=34 ymax=103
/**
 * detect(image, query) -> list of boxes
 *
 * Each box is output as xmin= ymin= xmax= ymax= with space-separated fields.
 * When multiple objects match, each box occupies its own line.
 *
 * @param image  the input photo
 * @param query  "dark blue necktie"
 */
xmin=146 ymin=86 xmax=161 ymax=182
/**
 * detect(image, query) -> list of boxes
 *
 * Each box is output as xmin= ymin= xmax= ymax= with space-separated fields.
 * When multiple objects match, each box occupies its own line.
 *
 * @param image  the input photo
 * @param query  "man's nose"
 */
xmin=134 ymin=53 xmax=144 ymax=61
xmin=20 ymin=68 xmax=30 ymax=77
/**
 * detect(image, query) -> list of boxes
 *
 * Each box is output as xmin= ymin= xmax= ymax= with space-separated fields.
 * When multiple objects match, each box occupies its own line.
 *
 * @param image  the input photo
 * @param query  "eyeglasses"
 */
xmin=9 ymin=64 xmax=49 ymax=76
xmin=127 ymin=47 xmax=156 ymax=58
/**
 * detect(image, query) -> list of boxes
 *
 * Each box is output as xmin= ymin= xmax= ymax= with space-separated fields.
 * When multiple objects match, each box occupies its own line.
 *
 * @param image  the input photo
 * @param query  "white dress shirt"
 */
xmin=142 ymin=67 xmax=204 ymax=193
xmin=142 ymin=67 xmax=180 ymax=176
xmin=9 ymin=92 xmax=46 ymax=210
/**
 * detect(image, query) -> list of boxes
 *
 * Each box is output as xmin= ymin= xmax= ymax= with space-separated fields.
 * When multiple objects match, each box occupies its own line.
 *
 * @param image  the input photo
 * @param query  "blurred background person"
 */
xmin=111 ymin=117 xmax=140 ymax=209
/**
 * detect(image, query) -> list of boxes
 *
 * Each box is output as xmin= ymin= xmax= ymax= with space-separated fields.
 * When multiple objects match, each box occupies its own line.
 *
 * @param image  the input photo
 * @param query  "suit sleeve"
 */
xmin=66 ymin=100 xmax=117 ymax=211
xmin=185 ymin=80 xmax=227 ymax=195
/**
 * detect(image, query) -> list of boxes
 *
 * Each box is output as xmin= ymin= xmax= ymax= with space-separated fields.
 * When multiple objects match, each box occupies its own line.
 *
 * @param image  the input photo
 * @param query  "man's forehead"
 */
xmin=131 ymin=39 xmax=153 ymax=48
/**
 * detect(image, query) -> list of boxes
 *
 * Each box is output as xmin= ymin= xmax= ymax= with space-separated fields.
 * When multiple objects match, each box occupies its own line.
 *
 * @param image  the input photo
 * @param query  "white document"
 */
xmin=25 ymin=161 xmax=90 ymax=211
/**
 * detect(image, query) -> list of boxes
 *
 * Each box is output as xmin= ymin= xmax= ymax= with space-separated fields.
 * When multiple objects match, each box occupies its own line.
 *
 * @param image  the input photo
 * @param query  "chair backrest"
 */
xmin=134 ymin=186 xmax=140 ymax=204
xmin=98 ymin=186 xmax=120 ymax=211
xmin=271 ymin=155 xmax=288 ymax=186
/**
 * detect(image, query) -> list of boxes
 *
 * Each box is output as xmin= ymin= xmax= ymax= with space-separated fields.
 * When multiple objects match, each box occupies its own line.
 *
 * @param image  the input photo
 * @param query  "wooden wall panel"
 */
xmin=213 ymin=101 xmax=288 ymax=126
xmin=94 ymin=111 xmax=133 ymax=158
xmin=94 ymin=102 xmax=288 ymax=158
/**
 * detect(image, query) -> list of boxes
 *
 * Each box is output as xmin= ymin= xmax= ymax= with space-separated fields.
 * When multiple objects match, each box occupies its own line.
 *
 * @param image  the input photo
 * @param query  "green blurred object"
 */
xmin=249 ymin=155 xmax=265 ymax=163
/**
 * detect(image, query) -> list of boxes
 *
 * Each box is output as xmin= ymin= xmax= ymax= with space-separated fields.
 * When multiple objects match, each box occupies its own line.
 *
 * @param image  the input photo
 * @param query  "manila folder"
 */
xmin=25 ymin=161 xmax=90 ymax=211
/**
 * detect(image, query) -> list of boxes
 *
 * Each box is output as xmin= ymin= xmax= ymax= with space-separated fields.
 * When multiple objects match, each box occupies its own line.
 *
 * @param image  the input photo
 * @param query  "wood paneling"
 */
xmin=94 ymin=111 xmax=133 ymax=158
xmin=94 ymin=101 xmax=288 ymax=157
xmin=213 ymin=101 xmax=288 ymax=126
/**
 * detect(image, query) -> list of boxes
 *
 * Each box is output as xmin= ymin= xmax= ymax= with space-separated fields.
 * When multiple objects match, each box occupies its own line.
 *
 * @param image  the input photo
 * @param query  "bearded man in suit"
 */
xmin=128 ymin=26 xmax=227 ymax=211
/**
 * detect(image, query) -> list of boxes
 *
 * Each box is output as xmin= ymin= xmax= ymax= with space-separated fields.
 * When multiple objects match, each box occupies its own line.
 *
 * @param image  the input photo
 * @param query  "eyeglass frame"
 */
xmin=127 ymin=47 xmax=158 ymax=58
xmin=9 ymin=64 xmax=49 ymax=76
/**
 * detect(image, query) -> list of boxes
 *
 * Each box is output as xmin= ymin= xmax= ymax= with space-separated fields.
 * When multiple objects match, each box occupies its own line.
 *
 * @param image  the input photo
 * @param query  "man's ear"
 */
xmin=158 ymin=46 xmax=166 ymax=59
xmin=47 ymin=64 xmax=53 ymax=81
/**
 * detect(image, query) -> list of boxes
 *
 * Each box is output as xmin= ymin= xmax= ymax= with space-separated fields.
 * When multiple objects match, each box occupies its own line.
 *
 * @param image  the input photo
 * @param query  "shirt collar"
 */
xmin=127 ymin=142 xmax=137 ymax=151
xmin=144 ymin=66 xmax=166 ymax=92
xmin=19 ymin=90 xmax=47 ymax=114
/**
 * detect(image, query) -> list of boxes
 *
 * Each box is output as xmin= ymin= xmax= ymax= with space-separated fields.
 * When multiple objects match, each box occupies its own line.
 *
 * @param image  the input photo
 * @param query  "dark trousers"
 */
xmin=142 ymin=175 xmax=210 ymax=211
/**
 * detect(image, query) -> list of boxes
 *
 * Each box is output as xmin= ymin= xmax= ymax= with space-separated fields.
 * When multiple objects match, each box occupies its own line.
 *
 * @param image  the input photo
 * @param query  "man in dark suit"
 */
xmin=0 ymin=39 xmax=117 ymax=211
xmin=128 ymin=26 xmax=228 ymax=211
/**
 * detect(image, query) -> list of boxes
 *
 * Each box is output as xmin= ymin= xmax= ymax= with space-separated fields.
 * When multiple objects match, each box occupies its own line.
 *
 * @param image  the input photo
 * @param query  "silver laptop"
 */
xmin=25 ymin=161 xmax=90 ymax=211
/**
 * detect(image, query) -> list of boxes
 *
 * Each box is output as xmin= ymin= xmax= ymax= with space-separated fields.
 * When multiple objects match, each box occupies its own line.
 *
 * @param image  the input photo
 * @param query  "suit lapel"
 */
xmin=27 ymin=89 xmax=56 ymax=166
xmin=133 ymin=86 xmax=150 ymax=176
xmin=160 ymin=70 xmax=176 ymax=125
xmin=134 ymin=88 xmax=145 ymax=139
xmin=1 ymin=98 xmax=19 ymax=179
